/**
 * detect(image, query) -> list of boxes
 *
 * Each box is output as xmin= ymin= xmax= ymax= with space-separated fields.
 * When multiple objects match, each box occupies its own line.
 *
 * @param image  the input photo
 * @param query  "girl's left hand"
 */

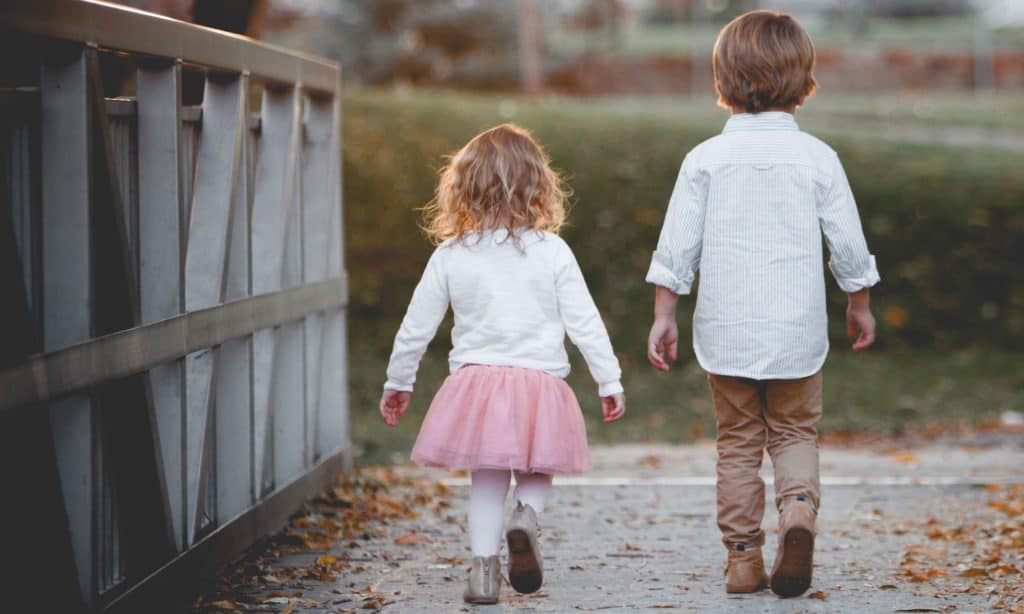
xmin=380 ymin=389 xmax=411 ymax=427
xmin=601 ymin=393 xmax=626 ymax=423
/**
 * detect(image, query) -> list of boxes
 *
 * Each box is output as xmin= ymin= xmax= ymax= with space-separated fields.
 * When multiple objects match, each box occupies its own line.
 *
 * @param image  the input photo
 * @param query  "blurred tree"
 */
xmin=564 ymin=0 xmax=626 ymax=50
xmin=318 ymin=0 xmax=520 ymax=90
xmin=647 ymin=0 xmax=693 ymax=25
xmin=517 ymin=0 xmax=543 ymax=94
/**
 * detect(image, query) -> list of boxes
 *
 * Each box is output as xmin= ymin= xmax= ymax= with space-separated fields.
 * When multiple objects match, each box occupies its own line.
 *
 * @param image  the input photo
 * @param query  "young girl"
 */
xmin=379 ymin=124 xmax=625 ymax=605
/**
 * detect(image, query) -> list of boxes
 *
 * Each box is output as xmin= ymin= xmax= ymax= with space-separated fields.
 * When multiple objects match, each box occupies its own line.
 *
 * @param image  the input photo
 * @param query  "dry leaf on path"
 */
xmin=639 ymin=455 xmax=662 ymax=469
xmin=890 ymin=453 xmax=918 ymax=465
xmin=394 ymin=530 xmax=434 ymax=545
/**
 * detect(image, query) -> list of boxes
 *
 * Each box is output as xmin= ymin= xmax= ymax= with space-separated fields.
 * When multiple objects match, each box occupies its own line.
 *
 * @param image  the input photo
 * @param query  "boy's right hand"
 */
xmin=647 ymin=316 xmax=678 ymax=372
xmin=846 ymin=288 xmax=876 ymax=351
xmin=379 ymin=389 xmax=411 ymax=427
xmin=602 ymin=393 xmax=625 ymax=423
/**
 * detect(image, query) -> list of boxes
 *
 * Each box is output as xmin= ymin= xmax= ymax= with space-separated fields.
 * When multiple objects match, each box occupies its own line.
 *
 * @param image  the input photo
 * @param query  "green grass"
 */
xmin=802 ymin=91 xmax=1024 ymax=133
xmin=349 ymin=347 xmax=1024 ymax=466
xmin=340 ymin=87 xmax=1024 ymax=465
xmin=547 ymin=17 xmax=1024 ymax=58
xmin=523 ymin=91 xmax=1024 ymax=134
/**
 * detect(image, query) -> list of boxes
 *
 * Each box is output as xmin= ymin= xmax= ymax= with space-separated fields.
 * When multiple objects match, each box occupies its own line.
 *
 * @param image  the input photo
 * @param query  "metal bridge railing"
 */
xmin=0 ymin=1 xmax=349 ymax=611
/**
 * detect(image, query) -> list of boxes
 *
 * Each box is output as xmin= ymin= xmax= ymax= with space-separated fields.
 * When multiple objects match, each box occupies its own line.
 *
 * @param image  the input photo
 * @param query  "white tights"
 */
xmin=468 ymin=469 xmax=552 ymax=557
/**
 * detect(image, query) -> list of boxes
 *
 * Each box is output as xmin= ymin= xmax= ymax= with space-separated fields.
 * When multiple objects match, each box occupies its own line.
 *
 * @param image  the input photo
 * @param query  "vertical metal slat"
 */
xmin=183 ymin=73 xmax=246 ymax=543
xmin=40 ymin=44 xmax=96 ymax=605
xmin=214 ymin=72 xmax=254 ymax=523
xmin=137 ymin=60 xmax=186 ymax=552
xmin=251 ymin=84 xmax=304 ymax=494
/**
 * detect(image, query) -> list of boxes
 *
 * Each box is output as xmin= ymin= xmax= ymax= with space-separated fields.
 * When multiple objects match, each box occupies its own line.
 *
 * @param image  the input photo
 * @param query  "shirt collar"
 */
xmin=723 ymin=111 xmax=799 ymax=133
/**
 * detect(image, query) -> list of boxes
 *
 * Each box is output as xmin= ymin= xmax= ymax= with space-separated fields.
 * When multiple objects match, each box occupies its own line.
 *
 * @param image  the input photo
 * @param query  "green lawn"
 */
xmin=527 ymin=91 xmax=1024 ymax=134
xmin=548 ymin=17 xmax=1024 ymax=58
xmin=350 ymin=346 xmax=1024 ymax=466
xmin=340 ymin=87 xmax=1024 ymax=466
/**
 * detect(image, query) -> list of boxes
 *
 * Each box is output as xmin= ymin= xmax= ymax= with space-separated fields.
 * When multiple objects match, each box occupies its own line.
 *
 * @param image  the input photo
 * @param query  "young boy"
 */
xmin=645 ymin=11 xmax=879 ymax=597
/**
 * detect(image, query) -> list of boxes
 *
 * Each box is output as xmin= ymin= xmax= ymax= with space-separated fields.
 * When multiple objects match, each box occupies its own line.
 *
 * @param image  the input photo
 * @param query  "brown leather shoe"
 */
xmin=770 ymin=494 xmax=816 ymax=597
xmin=506 ymin=501 xmax=543 ymax=594
xmin=724 ymin=545 xmax=769 ymax=593
xmin=463 ymin=555 xmax=500 ymax=604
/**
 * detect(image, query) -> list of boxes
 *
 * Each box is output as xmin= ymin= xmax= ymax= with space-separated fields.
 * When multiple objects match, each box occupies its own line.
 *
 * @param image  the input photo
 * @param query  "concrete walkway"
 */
xmin=194 ymin=439 xmax=1024 ymax=613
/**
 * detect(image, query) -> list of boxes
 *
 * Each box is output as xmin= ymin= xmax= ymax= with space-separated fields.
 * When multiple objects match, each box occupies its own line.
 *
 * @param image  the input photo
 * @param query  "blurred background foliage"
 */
xmin=342 ymin=88 xmax=1024 ymax=463
xmin=123 ymin=0 xmax=1024 ymax=463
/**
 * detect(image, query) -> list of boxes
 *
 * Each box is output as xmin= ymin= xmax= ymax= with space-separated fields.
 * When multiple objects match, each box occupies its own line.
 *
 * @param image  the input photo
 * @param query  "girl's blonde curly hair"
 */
xmin=422 ymin=123 xmax=568 ymax=244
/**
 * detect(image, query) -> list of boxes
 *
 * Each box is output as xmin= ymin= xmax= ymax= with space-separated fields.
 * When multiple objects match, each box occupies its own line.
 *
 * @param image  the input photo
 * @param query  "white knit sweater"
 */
xmin=384 ymin=229 xmax=623 ymax=397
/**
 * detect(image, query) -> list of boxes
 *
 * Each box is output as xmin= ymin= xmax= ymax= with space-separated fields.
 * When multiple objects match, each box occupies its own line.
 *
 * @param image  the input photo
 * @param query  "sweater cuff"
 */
xmin=598 ymin=380 xmax=624 ymax=397
xmin=383 ymin=380 xmax=414 ymax=392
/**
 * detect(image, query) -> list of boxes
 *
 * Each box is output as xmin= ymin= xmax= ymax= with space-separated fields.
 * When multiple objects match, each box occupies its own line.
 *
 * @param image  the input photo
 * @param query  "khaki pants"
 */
xmin=708 ymin=371 xmax=822 ymax=549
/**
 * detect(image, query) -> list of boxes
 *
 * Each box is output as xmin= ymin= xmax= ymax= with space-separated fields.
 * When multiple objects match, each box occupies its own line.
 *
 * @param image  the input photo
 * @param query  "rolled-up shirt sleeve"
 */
xmin=818 ymin=154 xmax=881 ymax=293
xmin=645 ymin=155 xmax=707 ymax=295
xmin=384 ymin=248 xmax=450 ymax=391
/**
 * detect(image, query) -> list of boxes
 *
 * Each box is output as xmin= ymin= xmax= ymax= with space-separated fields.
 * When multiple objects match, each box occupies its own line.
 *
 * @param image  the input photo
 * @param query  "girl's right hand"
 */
xmin=602 ymin=393 xmax=625 ymax=423
xmin=380 ymin=389 xmax=411 ymax=427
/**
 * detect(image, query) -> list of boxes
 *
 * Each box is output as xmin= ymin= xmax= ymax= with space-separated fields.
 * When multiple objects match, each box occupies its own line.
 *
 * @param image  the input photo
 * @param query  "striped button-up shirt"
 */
xmin=646 ymin=112 xmax=880 ymax=379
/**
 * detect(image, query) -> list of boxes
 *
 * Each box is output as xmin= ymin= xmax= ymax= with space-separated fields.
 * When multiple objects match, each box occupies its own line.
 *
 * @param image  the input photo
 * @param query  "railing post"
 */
xmin=136 ymin=58 xmax=187 ymax=552
xmin=183 ymin=72 xmax=248 ymax=544
xmin=319 ymin=90 xmax=348 ymax=457
xmin=251 ymin=83 xmax=306 ymax=493
xmin=301 ymin=94 xmax=330 ymax=463
xmin=214 ymin=71 xmax=254 ymax=523
xmin=40 ymin=42 xmax=95 ymax=605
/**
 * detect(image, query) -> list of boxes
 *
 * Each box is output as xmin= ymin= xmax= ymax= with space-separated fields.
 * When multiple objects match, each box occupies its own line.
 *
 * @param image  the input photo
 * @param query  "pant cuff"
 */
xmin=722 ymin=531 xmax=765 ymax=550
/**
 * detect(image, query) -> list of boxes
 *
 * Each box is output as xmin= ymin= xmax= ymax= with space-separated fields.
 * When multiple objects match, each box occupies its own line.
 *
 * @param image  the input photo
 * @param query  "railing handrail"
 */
xmin=0 ymin=0 xmax=340 ymax=94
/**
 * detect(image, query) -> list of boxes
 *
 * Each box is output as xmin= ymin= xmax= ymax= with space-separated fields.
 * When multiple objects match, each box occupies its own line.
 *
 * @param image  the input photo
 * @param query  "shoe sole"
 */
xmin=463 ymin=595 xmax=498 ymax=605
xmin=506 ymin=528 xmax=543 ymax=594
xmin=726 ymin=579 xmax=768 ymax=594
xmin=726 ymin=584 xmax=767 ymax=593
xmin=771 ymin=527 xmax=814 ymax=597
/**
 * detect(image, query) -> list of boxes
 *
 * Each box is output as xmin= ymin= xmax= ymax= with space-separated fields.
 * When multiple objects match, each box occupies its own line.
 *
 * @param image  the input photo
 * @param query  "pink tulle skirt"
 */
xmin=411 ymin=365 xmax=592 ymax=475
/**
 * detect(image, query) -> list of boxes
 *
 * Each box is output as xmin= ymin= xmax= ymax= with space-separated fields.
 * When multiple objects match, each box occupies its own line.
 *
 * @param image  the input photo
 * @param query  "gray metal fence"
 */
xmin=0 ymin=1 xmax=349 ymax=611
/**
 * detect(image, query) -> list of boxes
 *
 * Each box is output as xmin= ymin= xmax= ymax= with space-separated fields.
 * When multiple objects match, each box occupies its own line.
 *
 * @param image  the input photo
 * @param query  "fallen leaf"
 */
xmin=394 ymin=530 xmax=433 ymax=545
xmin=890 ymin=453 xmax=918 ymax=465
xmin=808 ymin=590 xmax=828 ymax=600
xmin=958 ymin=567 xmax=989 ymax=578
xmin=639 ymin=455 xmax=662 ymax=469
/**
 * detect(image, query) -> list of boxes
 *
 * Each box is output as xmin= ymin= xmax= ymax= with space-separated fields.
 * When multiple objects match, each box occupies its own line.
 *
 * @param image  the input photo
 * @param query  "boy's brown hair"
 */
xmin=712 ymin=10 xmax=817 ymax=113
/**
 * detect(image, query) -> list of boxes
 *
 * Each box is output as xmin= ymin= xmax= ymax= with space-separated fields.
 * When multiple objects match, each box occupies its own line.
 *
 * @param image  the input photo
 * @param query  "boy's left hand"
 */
xmin=379 ymin=389 xmax=411 ymax=426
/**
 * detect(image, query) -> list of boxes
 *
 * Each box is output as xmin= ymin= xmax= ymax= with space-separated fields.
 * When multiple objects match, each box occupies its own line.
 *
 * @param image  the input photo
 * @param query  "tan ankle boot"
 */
xmin=463 ymin=555 xmax=500 ymax=604
xmin=506 ymin=501 xmax=543 ymax=594
xmin=770 ymin=494 xmax=816 ymax=597
xmin=724 ymin=545 xmax=769 ymax=593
